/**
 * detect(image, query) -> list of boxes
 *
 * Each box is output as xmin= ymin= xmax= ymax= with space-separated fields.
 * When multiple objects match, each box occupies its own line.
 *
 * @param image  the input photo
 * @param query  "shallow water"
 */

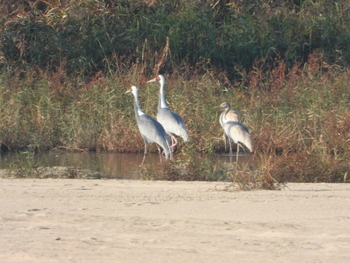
xmin=0 ymin=152 xmax=253 ymax=179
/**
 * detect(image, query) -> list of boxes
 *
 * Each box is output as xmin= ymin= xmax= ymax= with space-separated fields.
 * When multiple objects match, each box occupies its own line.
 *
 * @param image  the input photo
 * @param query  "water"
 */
xmin=0 ymin=152 xmax=254 ymax=180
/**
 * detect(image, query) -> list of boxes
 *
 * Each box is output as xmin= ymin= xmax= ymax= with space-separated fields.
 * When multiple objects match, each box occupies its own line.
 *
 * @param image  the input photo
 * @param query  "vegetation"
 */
xmin=2 ymin=0 xmax=350 ymax=77
xmin=0 ymin=0 xmax=349 ymax=184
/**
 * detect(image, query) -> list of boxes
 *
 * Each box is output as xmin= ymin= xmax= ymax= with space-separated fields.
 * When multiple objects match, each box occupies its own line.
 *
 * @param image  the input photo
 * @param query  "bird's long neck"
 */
xmin=221 ymin=106 xmax=231 ymax=124
xmin=132 ymin=91 xmax=145 ymax=118
xmin=223 ymin=105 xmax=231 ymax=117
xmin=158 ymin=79 xmax=168 ymax=110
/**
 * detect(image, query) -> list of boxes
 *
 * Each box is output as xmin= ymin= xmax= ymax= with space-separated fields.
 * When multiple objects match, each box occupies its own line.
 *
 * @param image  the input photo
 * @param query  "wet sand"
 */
xmin=1 ymin=179 xmax=350 ymax=262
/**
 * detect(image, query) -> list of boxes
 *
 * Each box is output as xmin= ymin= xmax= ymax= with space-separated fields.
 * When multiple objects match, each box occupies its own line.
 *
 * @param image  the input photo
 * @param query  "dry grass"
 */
xmin=0 ymin=52 xmax=349 ymax=185
xmin=0 ymin=1 xmax=350 ymax=185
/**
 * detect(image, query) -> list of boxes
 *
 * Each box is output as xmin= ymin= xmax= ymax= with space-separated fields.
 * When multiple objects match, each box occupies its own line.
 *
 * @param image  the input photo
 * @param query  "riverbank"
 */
xmin=1 ymin=179 xmax=349 ymax=262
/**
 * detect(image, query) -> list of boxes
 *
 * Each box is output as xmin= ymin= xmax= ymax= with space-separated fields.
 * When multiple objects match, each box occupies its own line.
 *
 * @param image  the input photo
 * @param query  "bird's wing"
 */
xmin=157 ymin=108 xmax=188 ymax=141
xmin=226 ymin=110 xmax=240 ymax=122
xmin=137 ymin=115 xmax=169 ymax=145
xmin=224 ymin=121 xmax=253 ymax=152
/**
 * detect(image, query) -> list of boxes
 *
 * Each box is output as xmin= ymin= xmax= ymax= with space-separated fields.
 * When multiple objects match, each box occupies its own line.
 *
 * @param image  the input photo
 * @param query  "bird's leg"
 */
xmin=229 ymin=139 xmax=233 ymax=156
xmin=170 ymin=135 xmax=178 ymax=152
xmin=157 ymin=146 xmax=163 ymax=162
xmin=141 ymin=153 xmax=147 ymax=166
xmin=223 ymin=133 xmax=227 ymax=152
xmin=140 ymin=144 xmax=149 ymax=166
xmin=236 ymin=143 xmax=240 ymax=166
xmin=166 ymin=139 xmax=173 ymax=160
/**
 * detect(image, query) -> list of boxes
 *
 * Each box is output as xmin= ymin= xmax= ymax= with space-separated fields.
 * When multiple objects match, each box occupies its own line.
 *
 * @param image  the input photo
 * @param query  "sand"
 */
xmin=0 ymin=179 xmax=350 ymax=263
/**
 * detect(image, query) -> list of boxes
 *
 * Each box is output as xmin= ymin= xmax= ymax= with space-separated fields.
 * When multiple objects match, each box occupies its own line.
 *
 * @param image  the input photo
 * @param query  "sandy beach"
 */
xmin=0 ymin=179 xmax=349 ymax=262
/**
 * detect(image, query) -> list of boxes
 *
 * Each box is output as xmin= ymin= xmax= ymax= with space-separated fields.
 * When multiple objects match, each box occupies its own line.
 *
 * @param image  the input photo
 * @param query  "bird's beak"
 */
xmin=147 ymin=77 xmax=157 ymax=83
xmin=125 ymin=89 xmax=131 ymax=94
xmin=213 ymin=105 xmax=222 ymax=109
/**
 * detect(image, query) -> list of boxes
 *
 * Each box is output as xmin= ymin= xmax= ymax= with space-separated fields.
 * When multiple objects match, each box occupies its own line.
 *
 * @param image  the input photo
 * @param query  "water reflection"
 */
xmin=0 ymin=152 xmax=254 ymax=180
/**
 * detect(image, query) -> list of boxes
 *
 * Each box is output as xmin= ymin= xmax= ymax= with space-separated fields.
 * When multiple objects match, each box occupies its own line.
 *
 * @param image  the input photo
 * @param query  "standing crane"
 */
xmin=126 ymin=86 xmax=172 ymax=164
xmin=216 ymin=102 xmax=240 ymax=153
xmin=147 ymin=75 xmax=189 ymax=152
xmin=216 ymin=102 xmax=253 ymax=162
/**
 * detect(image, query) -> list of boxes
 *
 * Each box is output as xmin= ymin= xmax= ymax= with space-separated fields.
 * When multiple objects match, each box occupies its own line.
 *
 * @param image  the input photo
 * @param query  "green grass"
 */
xmin=2 ymin=1 xmax=350 ymax=77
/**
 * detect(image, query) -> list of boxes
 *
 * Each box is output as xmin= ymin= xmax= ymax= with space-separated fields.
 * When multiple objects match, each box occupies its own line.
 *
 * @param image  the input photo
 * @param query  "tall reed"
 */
xmin=1 ymin=0 xmax=350 ymax=78
xmin=0 ymin=1 xmax=349 ymax=183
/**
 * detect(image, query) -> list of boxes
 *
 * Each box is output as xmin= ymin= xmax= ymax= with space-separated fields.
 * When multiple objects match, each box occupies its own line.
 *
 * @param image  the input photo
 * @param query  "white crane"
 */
xmin=216 ymin=102 xmax=240 ymax=152
xmin=216 ymin=102 xmax=253 ymax=162
xmin=126 ymin=86 xmax=172 ymax=164
xmin=147 ymin=75 xmax=189 ymax=152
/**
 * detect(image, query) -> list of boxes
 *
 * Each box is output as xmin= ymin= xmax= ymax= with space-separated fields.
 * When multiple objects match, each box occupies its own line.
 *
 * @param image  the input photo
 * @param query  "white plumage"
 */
xmin=147 ymin=75 xmax=189 ymax=152
xmin=216 ymin=102 xmax=253 ymax=156
xmin=126 ymin=86 xmax=172 ymax=164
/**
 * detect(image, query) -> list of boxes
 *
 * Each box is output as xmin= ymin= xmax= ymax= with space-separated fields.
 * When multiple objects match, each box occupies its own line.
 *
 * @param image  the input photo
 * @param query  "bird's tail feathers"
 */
xmin=180 ymin=130 xmax=189 ymax=142
xmin=240 ymin=131 xmax=253 ymax=152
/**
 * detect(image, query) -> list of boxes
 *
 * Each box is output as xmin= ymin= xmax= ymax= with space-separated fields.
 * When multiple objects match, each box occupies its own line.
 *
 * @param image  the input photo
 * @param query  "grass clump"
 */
xmin=139 ymin=142 xmax=229 ymax=181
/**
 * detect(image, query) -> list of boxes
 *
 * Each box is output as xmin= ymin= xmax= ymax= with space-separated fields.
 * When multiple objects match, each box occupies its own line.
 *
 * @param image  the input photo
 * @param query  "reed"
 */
xmin=1 ymin=1 xmax=350 ymax=77
xmin=0 ymin=1 xmax=349 ymax=184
